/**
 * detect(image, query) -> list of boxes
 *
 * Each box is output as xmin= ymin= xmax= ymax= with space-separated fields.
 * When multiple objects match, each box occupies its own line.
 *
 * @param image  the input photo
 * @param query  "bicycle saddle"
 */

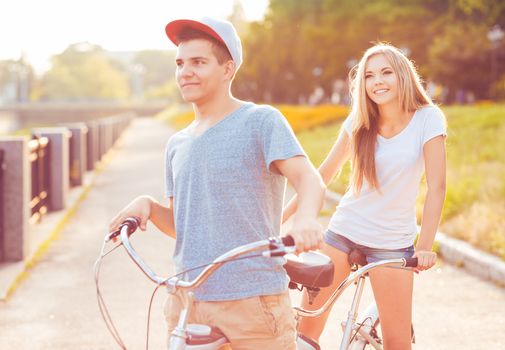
xmin=348 ymin=249 xmax=368 ymax=267
xmin=283 ymin=251 xmax=334 ymax=288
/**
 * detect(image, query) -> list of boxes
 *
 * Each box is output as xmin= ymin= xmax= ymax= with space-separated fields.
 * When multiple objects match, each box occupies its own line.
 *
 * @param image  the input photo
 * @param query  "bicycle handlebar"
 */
xmin=110 ymin=217 xmax=415 ymax=293
xmin=404 ymin=257 xmax=418 ymax=268
xmin=113 ymin=217 xmax=295 ymax=289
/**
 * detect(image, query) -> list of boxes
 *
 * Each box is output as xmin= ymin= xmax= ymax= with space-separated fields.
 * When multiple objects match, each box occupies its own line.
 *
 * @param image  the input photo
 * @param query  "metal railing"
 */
xmin=28 ymin=136 xmax=50 ymax=224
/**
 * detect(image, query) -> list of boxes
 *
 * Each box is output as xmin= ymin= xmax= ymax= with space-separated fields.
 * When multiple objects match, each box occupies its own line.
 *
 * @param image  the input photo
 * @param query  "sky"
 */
xmin=0 ymin=0 xmax=269 ymax=74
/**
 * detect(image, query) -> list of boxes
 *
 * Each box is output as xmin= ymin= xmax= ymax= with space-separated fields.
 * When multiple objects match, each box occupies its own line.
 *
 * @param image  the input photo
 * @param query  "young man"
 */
xmin=110 ymin=17 xmax=325 ymax=349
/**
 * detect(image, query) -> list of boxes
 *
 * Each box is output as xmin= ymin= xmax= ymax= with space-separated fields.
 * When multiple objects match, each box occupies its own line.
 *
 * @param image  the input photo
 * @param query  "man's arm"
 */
xmin=109 ymin=195 xmax=176 ymax=238
xmin=272 ymin=156 xmax=325 ymax=252
xmin=150 ymin=197 xmax=176 ymax=238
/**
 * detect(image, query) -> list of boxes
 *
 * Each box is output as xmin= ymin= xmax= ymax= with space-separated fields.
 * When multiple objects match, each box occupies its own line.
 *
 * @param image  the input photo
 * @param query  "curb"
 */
xmin=324 ymin=190 xmax=505 ymax=287
xmin=436 ymin=233 xmax=505 ymax=287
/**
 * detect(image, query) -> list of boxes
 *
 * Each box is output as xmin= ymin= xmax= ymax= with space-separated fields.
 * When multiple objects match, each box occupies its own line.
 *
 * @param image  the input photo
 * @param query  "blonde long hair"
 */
xmin=348 ymin=43 xmax=433 ymax=193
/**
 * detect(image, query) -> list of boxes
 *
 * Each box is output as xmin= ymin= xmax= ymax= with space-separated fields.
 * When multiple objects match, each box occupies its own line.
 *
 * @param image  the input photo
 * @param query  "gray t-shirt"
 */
xmin=164 ymin=102 xmax=305 ymax=301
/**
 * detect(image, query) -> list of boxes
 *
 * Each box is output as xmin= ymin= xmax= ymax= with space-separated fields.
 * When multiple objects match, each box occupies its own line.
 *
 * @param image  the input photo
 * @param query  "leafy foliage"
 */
xmin=234 ymin=0 xmax=505 ymax=103
xmin=132 ymin=50 xmax=176 ymax=93
xmin=0 ymin=58 xmax=35 ymax=102
xmin=38 ymin=43 xmax=130 ymax=101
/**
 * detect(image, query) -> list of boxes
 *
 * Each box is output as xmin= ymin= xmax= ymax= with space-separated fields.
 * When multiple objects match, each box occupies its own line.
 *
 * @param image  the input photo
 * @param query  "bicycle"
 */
xmin=95 ymin=217 xmax=417 ymax=349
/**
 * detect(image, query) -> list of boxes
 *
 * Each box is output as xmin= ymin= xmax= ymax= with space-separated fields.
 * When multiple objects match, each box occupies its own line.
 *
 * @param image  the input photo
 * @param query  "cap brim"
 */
xmin=165 ymin=19 xmax=226 ymax=46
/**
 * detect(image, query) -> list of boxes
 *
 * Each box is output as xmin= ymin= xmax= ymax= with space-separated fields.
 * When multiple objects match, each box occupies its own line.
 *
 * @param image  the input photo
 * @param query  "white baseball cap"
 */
xmin=165 ymin=17 xmax=243 ymax=70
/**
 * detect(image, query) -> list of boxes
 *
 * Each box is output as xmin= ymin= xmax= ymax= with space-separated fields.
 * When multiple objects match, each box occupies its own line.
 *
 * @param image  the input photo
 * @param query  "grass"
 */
xmin=296 ymin=121 xmax=351 ymax=194
xmin=3 ymin=124 xmax=55 ymax=137
xmin=154 ymin=103 xmax=192 ymax=128
xmin=432 ymin=104 xmax=505 ymax=259
xmin=10 ymin=128 xmax=32 ymax=136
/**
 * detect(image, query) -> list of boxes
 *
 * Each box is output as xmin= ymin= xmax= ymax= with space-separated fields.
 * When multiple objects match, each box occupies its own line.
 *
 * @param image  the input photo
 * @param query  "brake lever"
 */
xmin=105 ymin=229 xmax=121 ymax=243
xmin=262 ymin=246 xmax=296 ymax=257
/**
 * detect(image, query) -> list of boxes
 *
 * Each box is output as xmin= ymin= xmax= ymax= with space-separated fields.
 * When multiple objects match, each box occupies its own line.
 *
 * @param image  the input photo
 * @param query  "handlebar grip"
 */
xmin=404 ymin=257 xmax=418 ymax=268
xmin=282 ymin=235 xmax=295 ymax=247
xmin=121 ymin=217 xmax=140 ymax=236
xmin=105 ymin=216 xmax=140 ymax=242
xmin=106 ymin=217 xmax=141 ymax=242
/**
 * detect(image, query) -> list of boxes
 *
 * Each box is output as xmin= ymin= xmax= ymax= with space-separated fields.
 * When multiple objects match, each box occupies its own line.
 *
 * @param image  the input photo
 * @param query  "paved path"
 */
xmin=0 ymin=117 xmax=504 ymax=349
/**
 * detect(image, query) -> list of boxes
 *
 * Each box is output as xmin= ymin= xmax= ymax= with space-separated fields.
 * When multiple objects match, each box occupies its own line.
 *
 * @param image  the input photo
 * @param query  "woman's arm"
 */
xmin=415 ymin=135 xmax=446 ymax=270
xmin=282 ymin=128 xmax=351 ymax=223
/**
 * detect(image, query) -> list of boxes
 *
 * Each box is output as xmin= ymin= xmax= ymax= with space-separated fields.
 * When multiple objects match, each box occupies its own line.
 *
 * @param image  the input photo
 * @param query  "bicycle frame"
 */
xmin=294 ymin=259 xmax=415 ymax=350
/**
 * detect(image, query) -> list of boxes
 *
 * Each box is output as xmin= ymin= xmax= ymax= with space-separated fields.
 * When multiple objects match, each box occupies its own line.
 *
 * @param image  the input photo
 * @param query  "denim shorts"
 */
xmin=324 ymin=230 xmax=415 ymax=264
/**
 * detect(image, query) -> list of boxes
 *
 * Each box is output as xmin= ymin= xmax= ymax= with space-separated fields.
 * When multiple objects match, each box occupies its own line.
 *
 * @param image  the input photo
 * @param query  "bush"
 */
xmin=277 ymin=104 xmax=349 ymax=132
xmin=162 ymin=103 xmax=350 ymax=133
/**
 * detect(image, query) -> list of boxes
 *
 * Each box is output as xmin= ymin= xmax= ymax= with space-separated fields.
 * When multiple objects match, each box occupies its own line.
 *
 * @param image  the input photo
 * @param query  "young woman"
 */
xmin=283 ymin=43 xmax=447 ymax=349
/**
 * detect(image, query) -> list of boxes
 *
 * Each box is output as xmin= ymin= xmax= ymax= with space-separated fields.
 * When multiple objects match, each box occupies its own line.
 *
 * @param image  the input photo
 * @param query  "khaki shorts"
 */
xmin=164 ymin=291 xmax=296 ymax=350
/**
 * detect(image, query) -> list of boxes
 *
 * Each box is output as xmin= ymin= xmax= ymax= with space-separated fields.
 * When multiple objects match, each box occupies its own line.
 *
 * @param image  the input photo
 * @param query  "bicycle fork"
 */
xmin=169 ymin=291 xmax=195 ymax=350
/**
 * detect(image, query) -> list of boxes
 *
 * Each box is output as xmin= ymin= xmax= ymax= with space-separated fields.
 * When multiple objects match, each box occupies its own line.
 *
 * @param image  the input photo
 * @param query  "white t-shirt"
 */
xmin=328 ymin=105 xmax=447 ymax=249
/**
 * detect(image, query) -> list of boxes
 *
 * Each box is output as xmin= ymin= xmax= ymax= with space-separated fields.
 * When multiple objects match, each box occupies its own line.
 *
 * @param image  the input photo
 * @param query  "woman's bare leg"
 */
xmin=298 ymin=242 xmax=351 ymax=341
xmin=368 ymin=267 xmax=414 ymax=350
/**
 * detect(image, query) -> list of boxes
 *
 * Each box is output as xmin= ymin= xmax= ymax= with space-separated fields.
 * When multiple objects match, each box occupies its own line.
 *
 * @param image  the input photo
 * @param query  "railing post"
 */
xmin=33 ymin=128 xmax=71 ymax=211
xmin=86 ymin=121 xmax=99 ymax=171
xmin=28 ymin=136 xmax=50 ymax=224
xmin=66 ymin=123 xmax=88 ymax=187
xmin=105 ymin=119 xmax=114 ymax=152
xmin=98 ymin=121 xmax=107 ymax=159
xmin=0 ymin=137 xmax=30 ymax=261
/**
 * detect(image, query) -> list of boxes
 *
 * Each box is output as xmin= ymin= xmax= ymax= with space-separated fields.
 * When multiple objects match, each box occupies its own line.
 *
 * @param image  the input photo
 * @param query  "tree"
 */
xmin=39 ymin=43 xmax=130 ymax=101
xmin=235 ymin=0 xmax=329 ymax=103
xmin=236 ymin=0 xmax=446 ymax=103
xmin=233 ymin=0 xmax=505 ymax=103
xmin=228 ymin=0 xmax=249 ymax=35
xmin=132 ymin=50 xmax=176 ymax=90
xmin=428 ymin=23 xmax=493 ymax=100
xmin=426 ymin=1 xmax=505 ymax=100
xmin=0 ymin=58 xmax=35 ymax=103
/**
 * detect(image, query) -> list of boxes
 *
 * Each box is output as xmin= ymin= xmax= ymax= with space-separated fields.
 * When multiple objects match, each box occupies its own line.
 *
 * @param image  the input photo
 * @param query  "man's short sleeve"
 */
xmin=164 ymin=141 xmax=174 ymax=198
xmin=422 ymin=106 xmax=447 ymax=145
xmin=260 ymin=109 xmax=306 ymax=171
